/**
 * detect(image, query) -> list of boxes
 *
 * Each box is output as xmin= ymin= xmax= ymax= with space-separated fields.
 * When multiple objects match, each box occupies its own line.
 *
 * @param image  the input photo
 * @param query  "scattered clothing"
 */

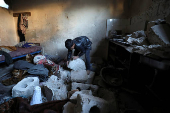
xmin=13 ymin=60 xmax=35 ymax=70
xmin=15 ymin=41 xmax=27 ymax=47
xmin=33 ymin=55 xmax=58 ymax=76
xmin=27 ymin=64 xmax=49 ymax=82
xmin=2 ymin=69 xmax=27 ymax=86
xmin=22 ymin=42 xmax=35 ymax=48
xmin=15 ymin=41 xmax=35 ymax=48
xmin=0 ymin=50 xmax=13 ymax=65
xmin=3 ymin=60 xmax=50 ymax=85
xmin=33 ymin=55 xmax=47 ymax=64
xmin=33 ymin=55 xmax=56 ymax=66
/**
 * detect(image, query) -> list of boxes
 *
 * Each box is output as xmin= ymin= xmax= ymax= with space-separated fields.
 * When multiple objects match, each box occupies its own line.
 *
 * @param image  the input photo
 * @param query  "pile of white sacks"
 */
xmin=12 ymin=58 xmax=118 ymax=113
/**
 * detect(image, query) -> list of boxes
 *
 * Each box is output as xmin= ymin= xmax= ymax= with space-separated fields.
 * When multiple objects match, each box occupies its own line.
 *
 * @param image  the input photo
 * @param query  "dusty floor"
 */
xmin=93 ymin=72 xmax=167 ymax=113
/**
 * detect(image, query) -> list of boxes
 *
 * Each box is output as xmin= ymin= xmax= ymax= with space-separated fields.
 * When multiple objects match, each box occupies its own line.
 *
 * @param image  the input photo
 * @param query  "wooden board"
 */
xmin=13 ymin=12 xmax=31 ymax=17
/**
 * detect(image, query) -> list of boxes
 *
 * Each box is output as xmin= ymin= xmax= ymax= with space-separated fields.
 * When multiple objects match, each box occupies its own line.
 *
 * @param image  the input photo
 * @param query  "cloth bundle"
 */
xmin=2 ymin=60 xmax=49 ymax=86
xmin=33 ymin=55 xmax=58 ymax=76
xmin=15 ymin=41 xmax=36 ymax=48
xmin=2 ymin=69 xmax=27 ymax=86
xmin=33 ymin=55 xmax=55 ymax=66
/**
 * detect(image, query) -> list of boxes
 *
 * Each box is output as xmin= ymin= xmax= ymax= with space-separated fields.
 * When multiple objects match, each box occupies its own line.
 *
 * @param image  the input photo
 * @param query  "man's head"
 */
xmin=65 ymin=39 xmax=75 ymax=50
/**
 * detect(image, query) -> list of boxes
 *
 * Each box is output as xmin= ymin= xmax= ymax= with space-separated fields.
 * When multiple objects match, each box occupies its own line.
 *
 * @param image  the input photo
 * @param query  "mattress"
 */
xmin=0 ymin=46 xmax=42 ymax=63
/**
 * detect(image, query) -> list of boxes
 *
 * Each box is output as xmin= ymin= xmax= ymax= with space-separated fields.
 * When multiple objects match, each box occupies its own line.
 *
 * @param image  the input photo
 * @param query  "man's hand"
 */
xmin=73 ymin=56 xmax=79 ymax=60
xmin=67 ymin=61 xmax=69 ymax=66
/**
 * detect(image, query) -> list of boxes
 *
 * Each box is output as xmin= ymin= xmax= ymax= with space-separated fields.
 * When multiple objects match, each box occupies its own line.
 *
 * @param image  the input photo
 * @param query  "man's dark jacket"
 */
xmin=67 ymin=36 xmax=92 ymax=61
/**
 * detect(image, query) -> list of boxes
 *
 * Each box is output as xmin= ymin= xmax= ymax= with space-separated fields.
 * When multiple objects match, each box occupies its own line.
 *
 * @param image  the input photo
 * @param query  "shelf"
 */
xmin=145 ymin=85 xmax=164 ymax=103
xmin=109 ymin=54 xmax=116 ymax=61
xmin=110 ymin=41 xmax=128 ymax=49
xmin=110 ymin=46 xmax=116 ymax=51
xmin=115 ymin=57 xmax=130 ymax=69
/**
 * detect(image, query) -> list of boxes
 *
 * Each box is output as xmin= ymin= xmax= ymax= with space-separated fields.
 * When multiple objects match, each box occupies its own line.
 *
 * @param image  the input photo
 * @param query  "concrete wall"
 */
xmin=127 ymin=0 xmax=170 ymax=33
xmin=0 ymin=7 xmax=18 ymax=46
xmin=11 ymin=0 xmax=129 ymax=59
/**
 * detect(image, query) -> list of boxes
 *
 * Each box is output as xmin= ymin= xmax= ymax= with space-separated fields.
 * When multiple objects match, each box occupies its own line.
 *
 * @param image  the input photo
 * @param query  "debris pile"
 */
xmin=0 ymin=57 xmax=118 ymax=113
xmin=120 ymin=18 xmax=170 ymax=58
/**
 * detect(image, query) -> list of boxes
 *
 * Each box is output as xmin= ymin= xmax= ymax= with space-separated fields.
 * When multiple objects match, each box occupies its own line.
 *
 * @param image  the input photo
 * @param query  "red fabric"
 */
xmin=43 ymin=60 xmax=55 ymax=67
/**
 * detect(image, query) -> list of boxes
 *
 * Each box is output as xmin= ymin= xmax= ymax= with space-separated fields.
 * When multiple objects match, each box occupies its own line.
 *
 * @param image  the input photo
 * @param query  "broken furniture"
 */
xmin=108 ymin=40 xmax=137 ymax=79
xmin=107 ymin=39 xmax=170 ymax=108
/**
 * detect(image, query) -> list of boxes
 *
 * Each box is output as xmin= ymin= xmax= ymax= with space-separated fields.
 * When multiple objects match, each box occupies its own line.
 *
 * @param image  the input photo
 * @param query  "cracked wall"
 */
xmin=127 ymin=0 xmax=170 ymax=33
xmin=11 ymin=0 xmax=129 ymax=59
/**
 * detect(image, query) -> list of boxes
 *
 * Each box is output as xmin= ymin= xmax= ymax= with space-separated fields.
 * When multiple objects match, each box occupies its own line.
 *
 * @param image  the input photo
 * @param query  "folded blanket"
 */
xmin=27 ymin=64 xmax=49 ymax=82
xmin=13 ymin=60 xmax=35 ymax=70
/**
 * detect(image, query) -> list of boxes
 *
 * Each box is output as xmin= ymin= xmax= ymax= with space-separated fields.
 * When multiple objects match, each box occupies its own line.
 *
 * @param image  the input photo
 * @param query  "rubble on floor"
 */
xmin=71 ymin=82 xmax=99 ymax=96
xmin=43 ymin=75 xmax=68 ymax=101
xmin=0 ymin=54 xmax=147 ymax=113
xmin=75 ymin=94 xmax=110 ymax=113
xmin=63 ymin=102 xmax=76 ymax=113
xmin=131 ymin=30 xmax=146 ymax=38
xmin=69 ymin=90 xmax=92 ymax=99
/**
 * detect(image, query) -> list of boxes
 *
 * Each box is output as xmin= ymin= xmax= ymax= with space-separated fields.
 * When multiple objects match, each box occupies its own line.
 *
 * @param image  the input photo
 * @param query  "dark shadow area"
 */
xmin=91 ymin=38 xmax=108 ymax=60
xmin=17 ymin=14 xmax=25 ymax=42
xmin=89 ymin=106 xmax=100 ymax=113
xmin=6 ymin=0 xmax=130 ymax=18
xmin=76 ymin=87 xmax=81 ymax=91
